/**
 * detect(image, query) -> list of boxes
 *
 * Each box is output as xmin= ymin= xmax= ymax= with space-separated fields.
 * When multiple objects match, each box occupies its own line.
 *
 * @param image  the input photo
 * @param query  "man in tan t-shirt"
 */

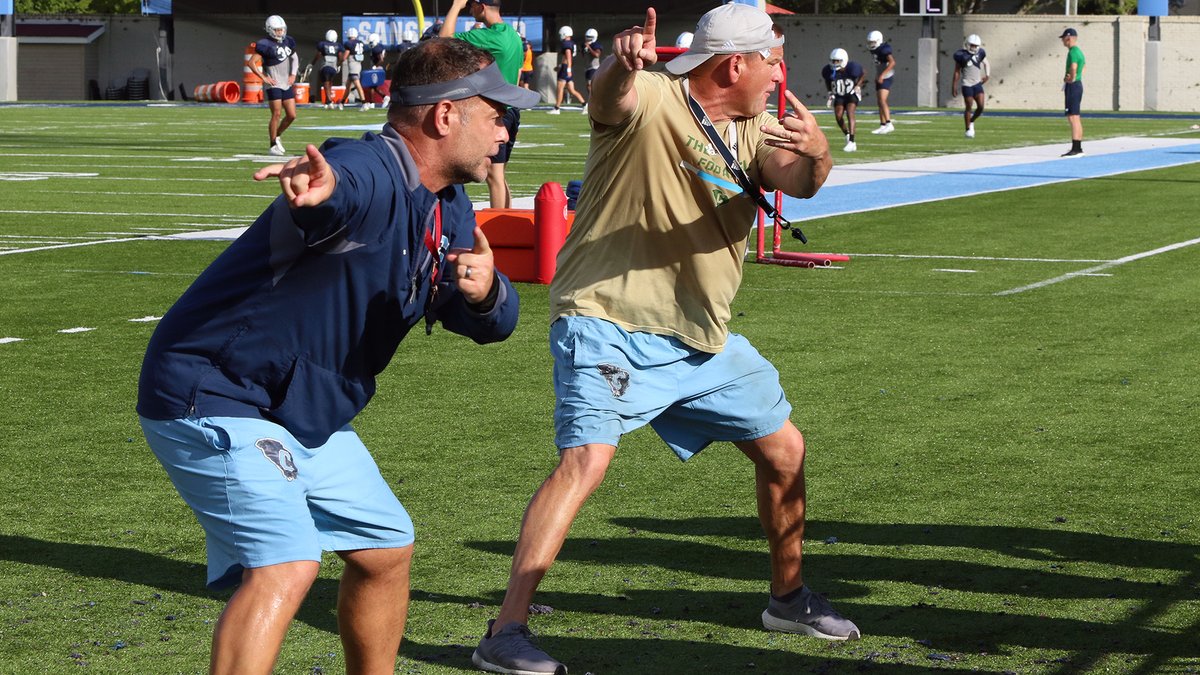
xmin=473 ymin=6 xmax=857 ymax=674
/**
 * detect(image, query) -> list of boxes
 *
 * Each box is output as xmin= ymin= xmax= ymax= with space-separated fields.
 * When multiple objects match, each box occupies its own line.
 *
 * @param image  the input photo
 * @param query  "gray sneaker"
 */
xmin=472 ymin=619 xmax=567 ymax=675
xmin=762 ymin=586 xmax=861 ymax=641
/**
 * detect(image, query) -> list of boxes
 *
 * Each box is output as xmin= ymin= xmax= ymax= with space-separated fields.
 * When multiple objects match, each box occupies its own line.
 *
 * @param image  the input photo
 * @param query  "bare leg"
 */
xmin=963 ymin=98 xmax=973 ymax=130
xmin=210 ymin=560 xmax=320 ymax=675
xmin=1068 ymin=114 xmax=1083 ymax=142
xmin=877 ymin=88 xmax=891 ymax=124
xmin=846 ymin=104 xmax=857 ymax=137
xmin=487 ymin=162 xmax=511 ymax=209
xmin=494 ymin=444 xmax=616 ymax=627
xmin=277 ymin=98 xmax=297 ymax=138
xmin=337 ymin=546 xmax=413 ymax=675
xmin=735 ymin=422 xmax=806 ymax=596
xmin=554 ymin=81 xmax=566 ymax=109
xmin=568 ymin=83 xmax=587 ymax=105
xmin=267 ymin=99 xmax=283 ymax=145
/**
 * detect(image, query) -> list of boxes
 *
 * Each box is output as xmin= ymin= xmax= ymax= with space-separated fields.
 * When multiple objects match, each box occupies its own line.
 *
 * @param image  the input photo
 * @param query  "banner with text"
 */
xmin=343 ymin=15 xmax=544 ymax=51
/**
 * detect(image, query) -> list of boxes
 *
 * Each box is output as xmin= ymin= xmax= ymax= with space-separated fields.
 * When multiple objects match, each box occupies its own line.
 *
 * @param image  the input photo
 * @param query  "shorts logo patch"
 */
xmin=597 ymin=363 xmax=630 ymax=398
xmin=256 ymin=438 xmax=298 ymax=481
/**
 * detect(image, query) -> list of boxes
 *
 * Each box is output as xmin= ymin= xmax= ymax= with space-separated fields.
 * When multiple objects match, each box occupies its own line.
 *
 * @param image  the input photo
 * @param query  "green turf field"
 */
xmin=1 ymin=102 xmax=1198 ymax=674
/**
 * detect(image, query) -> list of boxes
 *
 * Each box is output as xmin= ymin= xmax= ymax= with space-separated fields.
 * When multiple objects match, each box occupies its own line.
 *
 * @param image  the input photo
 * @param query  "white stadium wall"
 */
xmin=10 ymin=13 xmax=1200 ymax=112
xmin=769 ymin=13 xmax=1200 ymax=112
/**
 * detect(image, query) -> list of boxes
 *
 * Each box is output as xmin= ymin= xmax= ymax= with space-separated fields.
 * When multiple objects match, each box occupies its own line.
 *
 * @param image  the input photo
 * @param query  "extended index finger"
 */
xmin=643 ymin=7 xmax=657 ymax=40
xmin=784 ymin=89 xmax=813 ymax=120
xmin=305 ymin=144 xmax=328 ymax=175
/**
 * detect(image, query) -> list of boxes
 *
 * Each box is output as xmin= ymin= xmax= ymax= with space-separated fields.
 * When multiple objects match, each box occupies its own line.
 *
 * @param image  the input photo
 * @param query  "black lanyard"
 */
xmin=683 ymin=81 xmax=807 ymax=244
xmin=422 ymin=201 xmax=444 ymax=335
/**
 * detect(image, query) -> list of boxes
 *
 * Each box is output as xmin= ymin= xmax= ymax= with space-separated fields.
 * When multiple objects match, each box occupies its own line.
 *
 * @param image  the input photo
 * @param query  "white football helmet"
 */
xmin=325 ymin=29 xmax=337 ymax=43
xmin=265 ymin=15 xmax=287 ymax=42
xmin=830 ymin=48 xmax=848 ymax=69
xmin=368 ymin=33 xmax=380 ymax=47
xmin=558 ymin=25 xmax=573 ymax=40
xmin=675 ymin=31 xmax=694 ymax=49
xmin=346 ymin=27 xmax=359 ymax=40
xmin=866 ymin=30 xmax=883 ymax=50
xmin=584 ymin=28 xmax=598 ymax=42
xmin=965 ymin=34 xmax=982 ymax=54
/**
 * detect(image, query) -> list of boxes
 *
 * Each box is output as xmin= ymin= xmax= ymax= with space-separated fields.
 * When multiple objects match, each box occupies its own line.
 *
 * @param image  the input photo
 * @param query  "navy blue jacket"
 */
xmin=137 ymin=125 xmax=519 ymax=448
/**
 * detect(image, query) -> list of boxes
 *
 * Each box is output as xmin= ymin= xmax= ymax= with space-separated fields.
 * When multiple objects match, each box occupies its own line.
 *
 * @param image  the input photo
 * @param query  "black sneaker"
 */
xmin=762 ymin=586 xmax=861 ymax=641
xmin=1061 ymin=148 xmax=1085 ymax=157
xmin=472 ymin=619 xmax=567 ymax=675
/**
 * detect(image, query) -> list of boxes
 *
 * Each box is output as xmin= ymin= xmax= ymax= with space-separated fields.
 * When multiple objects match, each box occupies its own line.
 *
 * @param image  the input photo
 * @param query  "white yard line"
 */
xmin=0 ymin=209 xmax=250 ymax=218
xmin=0 ymin=237 xmax=147 ymax=256
xmin=994 ymin=236 xmax=1200 ymax=296
xmin=842 ymin=252 xmax=1113 ymax=263
xmin=0 ymin=233 xmax=156 ymax=241
xmin=151 ymin=227 xmax=250 ymax=240
xmin=83 ymin=177 xmax=251 ymax=183
xmin=66 ymin=269 xmax=196 ymax=277
xmin=66 ymin=264 xmax=194 ymax=271
xmin=49 ymin=190 xmax=274 ymax=199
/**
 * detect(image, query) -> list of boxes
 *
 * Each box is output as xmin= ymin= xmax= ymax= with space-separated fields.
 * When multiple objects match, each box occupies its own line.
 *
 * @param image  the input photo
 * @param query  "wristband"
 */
xmin=466 ymin=273 xmax=500 ymax=314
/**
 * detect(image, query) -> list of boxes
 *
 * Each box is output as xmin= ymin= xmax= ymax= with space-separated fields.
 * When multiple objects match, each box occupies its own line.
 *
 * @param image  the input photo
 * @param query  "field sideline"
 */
xmin=0 ymin=103 xmax=1198 ymax=674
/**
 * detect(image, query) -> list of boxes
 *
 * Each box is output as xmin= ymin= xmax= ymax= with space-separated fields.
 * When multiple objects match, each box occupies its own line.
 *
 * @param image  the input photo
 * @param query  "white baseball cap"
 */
xmin=666 ymin=3 xmax=785 ymax=75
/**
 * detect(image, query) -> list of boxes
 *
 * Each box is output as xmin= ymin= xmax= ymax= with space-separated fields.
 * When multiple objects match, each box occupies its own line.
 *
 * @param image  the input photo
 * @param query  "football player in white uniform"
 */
xmin=340 ymin=27 xmax=368 ymax=110
xmin=364 ymin=33 xmax=389 ymax=110
xmin=952 ymin=34 xmax=990 ymax=138
xmin=822 ymin=48 xmax=865 ymax=152
xmin=311 ymin=29 xmax=341 ymax=109
xmin=252 ymin=15 xmax=299 ymax=155
xmin=866 ymin=30 xmax=895 ymax=134
xmin=550 ymin=26 xmax=586 ymax=114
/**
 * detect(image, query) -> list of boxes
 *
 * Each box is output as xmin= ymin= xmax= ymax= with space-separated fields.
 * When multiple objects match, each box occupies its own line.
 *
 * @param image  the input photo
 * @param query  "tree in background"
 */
xmin=16 ymin=0 xmax=139 ymax=12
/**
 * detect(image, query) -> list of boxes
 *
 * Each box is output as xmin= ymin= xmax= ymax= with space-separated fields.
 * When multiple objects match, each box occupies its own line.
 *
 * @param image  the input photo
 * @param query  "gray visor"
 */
xmin=391 ymin=62 xmax=541 ymax=109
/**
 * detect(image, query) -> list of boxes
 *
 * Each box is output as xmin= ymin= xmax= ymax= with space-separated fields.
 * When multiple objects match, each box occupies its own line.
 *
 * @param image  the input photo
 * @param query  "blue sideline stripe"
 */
xmin=779 ymin=142 xmax=1200 ymax=222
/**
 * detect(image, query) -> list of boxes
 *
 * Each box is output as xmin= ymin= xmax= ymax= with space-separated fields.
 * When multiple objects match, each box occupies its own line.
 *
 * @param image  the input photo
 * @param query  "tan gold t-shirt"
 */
xmin=549 ymin=70 xmax=778 ymax=353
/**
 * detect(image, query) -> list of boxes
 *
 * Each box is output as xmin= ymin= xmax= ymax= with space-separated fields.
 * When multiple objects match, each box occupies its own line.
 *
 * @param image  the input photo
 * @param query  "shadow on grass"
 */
xmin=0 ymin=535 xmax=340 ymax=634
xmin=4 ymin=518 xmax=1198 ymax=674
xmin=398 ymin=635 xmax=994 ymax=674
xmin=459 ymin=518 xmax=1200 ymax=673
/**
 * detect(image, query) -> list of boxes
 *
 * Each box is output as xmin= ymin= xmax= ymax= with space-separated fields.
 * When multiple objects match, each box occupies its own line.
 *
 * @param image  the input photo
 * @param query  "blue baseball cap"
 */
xmin=1059 ymin=27 xmax=1078 ymax=37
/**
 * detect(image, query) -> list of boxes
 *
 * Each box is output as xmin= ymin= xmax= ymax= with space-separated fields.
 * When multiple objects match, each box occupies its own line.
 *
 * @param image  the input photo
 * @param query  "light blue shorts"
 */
xmin=140 ymin=416 xmax=414 ymax=589
xmin=551 ymin=316 xmax=792 ymax=460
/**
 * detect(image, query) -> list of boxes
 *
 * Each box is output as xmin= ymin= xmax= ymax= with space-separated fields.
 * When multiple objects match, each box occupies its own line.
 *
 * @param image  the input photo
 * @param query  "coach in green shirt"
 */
xmin=441 ymin=0 xmax=526 ymax=207
xmin=1059 ymin=27 xmax=1085 ymax=157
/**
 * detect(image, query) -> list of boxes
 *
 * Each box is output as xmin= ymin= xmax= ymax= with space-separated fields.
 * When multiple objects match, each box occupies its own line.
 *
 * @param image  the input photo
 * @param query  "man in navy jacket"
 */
xmin=137 ymin=38 xmax=539 ymax=675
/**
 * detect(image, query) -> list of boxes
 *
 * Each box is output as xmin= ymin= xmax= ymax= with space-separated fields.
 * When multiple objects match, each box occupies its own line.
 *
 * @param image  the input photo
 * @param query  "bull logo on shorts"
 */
xmin=597 ymin=363 xmax=630 ymax=398
xmin=256 ymin=438 xmax=298 ymax=481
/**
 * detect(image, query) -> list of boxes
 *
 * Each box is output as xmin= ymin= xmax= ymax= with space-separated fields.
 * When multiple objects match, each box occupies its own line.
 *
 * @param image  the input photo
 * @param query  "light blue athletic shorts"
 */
xmin=551 ymin=316 xmax=792 ymax=460
xmin=139 ymin=416 xmax=414 ymax=589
